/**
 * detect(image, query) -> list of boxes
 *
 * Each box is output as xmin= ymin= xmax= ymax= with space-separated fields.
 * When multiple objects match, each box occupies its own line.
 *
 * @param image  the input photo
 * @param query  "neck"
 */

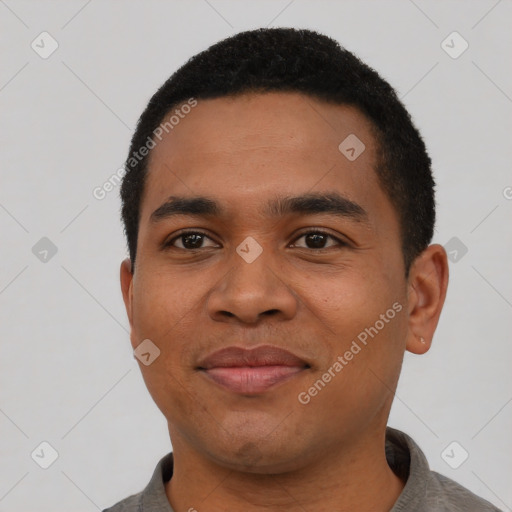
xmin=165 ymin=427 xmax=405 ymax=512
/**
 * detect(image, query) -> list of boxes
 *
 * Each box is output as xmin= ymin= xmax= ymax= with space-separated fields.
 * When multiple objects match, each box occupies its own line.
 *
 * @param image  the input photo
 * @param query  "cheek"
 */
xmin=131 ymin=267 xmax=204 ymax=340
xmin=130 ymin=282 xmax=200 ymax=422
xmin=136 ymin=357 xmax=203 ymax=437
xmin=293 ymin=265 xmax=396 ymax=338
xmin=296 ymin=311 xmax=406 ymax=440
xmin=129 ymin=266 xmax=209 ymax=399
xmin=295 ymin=267 xmax=407 ymax=393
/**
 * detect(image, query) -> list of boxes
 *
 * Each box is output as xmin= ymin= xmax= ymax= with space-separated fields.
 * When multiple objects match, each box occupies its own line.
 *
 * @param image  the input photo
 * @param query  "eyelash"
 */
xmin=164 ymin=229 xmax=348 ymax=251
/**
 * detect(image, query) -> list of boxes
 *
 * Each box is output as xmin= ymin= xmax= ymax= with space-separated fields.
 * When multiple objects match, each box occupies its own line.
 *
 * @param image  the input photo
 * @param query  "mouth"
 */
xmin=197 ymin=345 xmax=310 ymax=394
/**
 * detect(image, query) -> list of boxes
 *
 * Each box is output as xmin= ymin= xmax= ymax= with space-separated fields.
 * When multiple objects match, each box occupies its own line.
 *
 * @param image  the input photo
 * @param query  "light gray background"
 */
xmin=1 ymin=1 xmax=511 ymax=510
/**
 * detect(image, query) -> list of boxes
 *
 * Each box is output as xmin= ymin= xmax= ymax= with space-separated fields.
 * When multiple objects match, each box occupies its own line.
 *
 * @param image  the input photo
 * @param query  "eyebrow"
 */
xmin=266 ymin=192 xmax=368 ymax=222
xmin=149 ymin=192 xmax=368 ymax=224
xmin=150 ymin=196 xmax=220 ymax=223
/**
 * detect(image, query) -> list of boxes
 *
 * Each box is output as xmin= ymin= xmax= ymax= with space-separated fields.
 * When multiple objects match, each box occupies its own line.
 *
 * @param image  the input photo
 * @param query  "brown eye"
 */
xmin=291 ymin=231 xmax=344 ymax=250
xmin=169 ymin=232 xmax=219 ymax=250
xmin=305 ymin=233 xmax=329 ymax=249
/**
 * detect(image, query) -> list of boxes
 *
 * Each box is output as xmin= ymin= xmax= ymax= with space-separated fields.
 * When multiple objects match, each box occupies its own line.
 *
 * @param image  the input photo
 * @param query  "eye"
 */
xmin=291 ymin=230 xmax=345 ymax=250
xmin=167 ymin=231 xmax=219 ymax=250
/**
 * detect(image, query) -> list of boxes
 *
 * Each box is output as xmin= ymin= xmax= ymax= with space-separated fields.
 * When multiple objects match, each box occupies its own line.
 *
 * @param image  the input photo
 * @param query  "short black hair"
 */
xmin=120 ymin=27 xmax=435 ymax=275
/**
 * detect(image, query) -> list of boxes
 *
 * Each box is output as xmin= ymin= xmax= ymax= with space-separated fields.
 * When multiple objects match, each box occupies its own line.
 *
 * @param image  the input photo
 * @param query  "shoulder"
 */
xmin=101 ymin=452 xmax=174 ymax=512
xmin=426 ymin=471 xmax=502 ymax=511
xmin=386 ymin=428 xmax=502 ymax=512
xmin=102 ymin=491 xmax=142 ymax=512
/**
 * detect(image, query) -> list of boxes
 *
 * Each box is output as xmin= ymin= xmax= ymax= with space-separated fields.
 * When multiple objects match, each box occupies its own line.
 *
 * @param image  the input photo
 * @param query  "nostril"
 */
xmin=263 ymin=309 xmax=279 ymax=316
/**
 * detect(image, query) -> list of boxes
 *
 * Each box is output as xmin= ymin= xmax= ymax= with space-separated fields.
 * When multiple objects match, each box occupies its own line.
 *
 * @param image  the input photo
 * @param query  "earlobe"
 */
xmin=405 ymin=244 xmax=449 ymax=355
xmin=120 ymin=258 xmax=134 ymax=329
xmin=407 ymin=334 xmax=431 ymax=355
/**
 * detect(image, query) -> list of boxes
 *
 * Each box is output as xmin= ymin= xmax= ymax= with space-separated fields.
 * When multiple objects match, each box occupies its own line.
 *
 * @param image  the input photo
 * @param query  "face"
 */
xmin=121 ymin=92 xmax=412 ymax=473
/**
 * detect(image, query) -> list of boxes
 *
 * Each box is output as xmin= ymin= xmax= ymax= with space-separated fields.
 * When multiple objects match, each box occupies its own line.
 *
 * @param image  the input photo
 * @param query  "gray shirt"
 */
xmin=103 ymin=427 xmax=501 ymax=511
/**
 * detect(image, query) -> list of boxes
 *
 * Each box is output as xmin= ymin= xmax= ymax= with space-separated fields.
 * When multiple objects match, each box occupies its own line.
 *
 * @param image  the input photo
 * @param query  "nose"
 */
xmin=207 ymin=250 xmax=298 ymax=325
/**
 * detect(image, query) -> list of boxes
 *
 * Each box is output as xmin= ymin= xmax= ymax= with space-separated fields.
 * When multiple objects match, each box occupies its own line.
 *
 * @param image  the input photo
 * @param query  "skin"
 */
xmin=120 ymin=92 xmax=449 ymax=512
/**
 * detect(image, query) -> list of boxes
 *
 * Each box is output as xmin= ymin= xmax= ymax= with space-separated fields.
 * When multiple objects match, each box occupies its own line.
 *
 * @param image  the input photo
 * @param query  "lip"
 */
xmin=197 ymin=345 xmax=309 ymax=394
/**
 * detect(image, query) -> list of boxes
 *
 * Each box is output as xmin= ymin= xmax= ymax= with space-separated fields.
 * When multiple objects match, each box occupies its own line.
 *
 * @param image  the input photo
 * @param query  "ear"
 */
xmin=405 ymin=244 xmax=449 ymax=355
xmin=120 ymin=258 xmax=134 ymax=331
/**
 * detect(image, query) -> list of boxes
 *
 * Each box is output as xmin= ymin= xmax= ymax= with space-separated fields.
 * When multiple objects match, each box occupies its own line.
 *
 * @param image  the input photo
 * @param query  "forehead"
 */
xmin=141 ymin=92 xmax=390 ymax=225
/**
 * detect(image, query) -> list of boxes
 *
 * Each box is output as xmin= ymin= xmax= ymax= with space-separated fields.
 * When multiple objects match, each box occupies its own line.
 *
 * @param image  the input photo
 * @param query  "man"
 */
xmin=105 ymin=28 xmax=500 ymax=511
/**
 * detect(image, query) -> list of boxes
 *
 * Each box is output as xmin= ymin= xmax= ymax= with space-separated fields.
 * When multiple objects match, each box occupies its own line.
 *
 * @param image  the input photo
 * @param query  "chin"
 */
xmin=201 ymin=428 xmax=311 ymax=475
xmin=170 ymin=402 xmax=322 ymax=473
xmin=210 ymin=445 xmax=306 ymax=475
